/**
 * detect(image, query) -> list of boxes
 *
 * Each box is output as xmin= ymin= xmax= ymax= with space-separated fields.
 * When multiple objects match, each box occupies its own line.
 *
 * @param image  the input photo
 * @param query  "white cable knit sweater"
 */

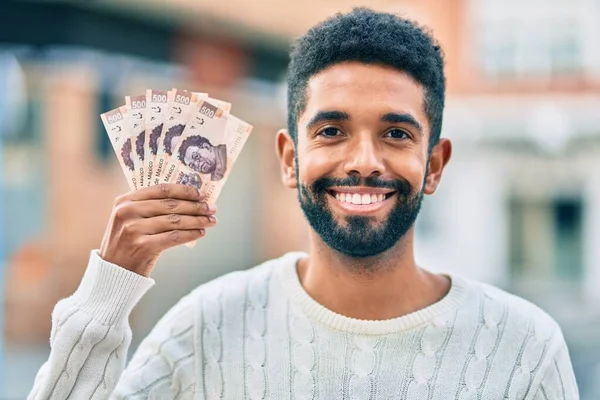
xmin=28 ymin=251 xmax=578 ymax=399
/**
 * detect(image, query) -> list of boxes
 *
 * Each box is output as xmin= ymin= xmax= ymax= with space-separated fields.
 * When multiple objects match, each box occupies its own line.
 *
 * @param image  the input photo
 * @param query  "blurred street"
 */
xmin=1 ymin=0 xmax=599 ymax=398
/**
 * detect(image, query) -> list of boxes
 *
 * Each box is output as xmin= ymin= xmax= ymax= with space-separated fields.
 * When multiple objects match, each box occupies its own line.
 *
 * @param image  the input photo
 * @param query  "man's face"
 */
xmin=293 ymin=62 xmax=431 ymax=258
xmin=184 ymin=142 xmax=215 ymax=174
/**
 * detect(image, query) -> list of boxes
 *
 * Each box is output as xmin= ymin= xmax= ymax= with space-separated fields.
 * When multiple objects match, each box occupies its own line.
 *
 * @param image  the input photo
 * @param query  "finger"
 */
xmin=139 ymin=214 xmax=217 ymax=235
xmin=132 ymin=199 xmax=217 ymax=218
xmin=145 ymin=229 xmax=207 ymax=250
xmin=126 ymin=183 xmax=203 ymax=202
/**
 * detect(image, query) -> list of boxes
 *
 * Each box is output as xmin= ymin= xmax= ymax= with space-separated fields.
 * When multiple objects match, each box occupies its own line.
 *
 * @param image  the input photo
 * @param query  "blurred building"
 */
xmin=412 ymin=1 xmax=600 ymax=396
xmin=1 ymin=0 xmax=599 ymax=398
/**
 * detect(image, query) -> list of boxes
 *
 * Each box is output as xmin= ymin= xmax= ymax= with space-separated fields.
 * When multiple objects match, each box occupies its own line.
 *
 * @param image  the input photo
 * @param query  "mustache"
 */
xmin=311 ymin=175 xmax=413 ymax=196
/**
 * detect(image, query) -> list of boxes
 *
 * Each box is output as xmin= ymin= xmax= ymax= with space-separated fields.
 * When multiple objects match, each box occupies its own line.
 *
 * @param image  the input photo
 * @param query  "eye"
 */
xmin=317 ymin=127 xmax=342 ymax=138
xmin=385 ymin=128 xmax=409 ymax=140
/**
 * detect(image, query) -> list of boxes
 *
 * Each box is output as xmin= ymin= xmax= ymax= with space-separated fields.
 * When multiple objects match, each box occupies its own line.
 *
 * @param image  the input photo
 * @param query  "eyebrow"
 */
xmin=382 ymin=113 xmax=423 ymax=136
xmin=305 ymin=110 xmax=424 ymax=136
xmin=305 ymin=110 xmax=350 ymax=131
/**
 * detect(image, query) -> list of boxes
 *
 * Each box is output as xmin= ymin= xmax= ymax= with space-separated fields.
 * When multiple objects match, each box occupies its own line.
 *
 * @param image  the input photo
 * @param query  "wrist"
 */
xmin=69 ymin=250 xmax=155 ymax=325
xmin=99 ymin=249 xmax=156 ymax=278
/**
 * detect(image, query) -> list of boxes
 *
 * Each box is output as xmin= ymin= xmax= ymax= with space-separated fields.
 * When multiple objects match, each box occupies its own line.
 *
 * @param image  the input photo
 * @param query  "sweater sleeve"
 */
xmin=27 ymin=251 xmax=155 ymax=400
xmin=529 ymin=331 xmax=579 ymax=400
xmin=111 ymin=290 xmax=198 ymax=398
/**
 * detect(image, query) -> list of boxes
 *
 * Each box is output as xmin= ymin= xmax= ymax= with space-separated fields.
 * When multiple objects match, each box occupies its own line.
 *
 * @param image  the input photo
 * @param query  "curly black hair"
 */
xmin=287 ymin=7 xmax=446 ymax=151
xmin=120 ymin=138 xmax=134 ymax=171
xmin=149 ymin=123 xmax=162 ymax=155
xmin=135 ymin=130 xmax=145 ymax=161
xmin=177 ymin=135 xmax=212 ymax=164
xmin=163 ymin=124 xmax=186 ymax=155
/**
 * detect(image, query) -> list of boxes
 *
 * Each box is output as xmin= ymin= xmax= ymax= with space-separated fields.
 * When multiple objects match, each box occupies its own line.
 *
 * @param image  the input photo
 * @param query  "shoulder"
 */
xmin=456 ymin=276 xmax=567 ymax=371
xmin=449 ymin=276 xmax=572 ymax=397
xmin=467 ymin=277 xmax=562 ymax=340
xmin=453 ymin=275 xmax=563 ymax=344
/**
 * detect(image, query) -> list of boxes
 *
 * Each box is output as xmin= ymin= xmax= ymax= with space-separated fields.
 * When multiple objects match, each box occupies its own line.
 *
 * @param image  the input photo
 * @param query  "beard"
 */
xmin=298 ymin=173 xmax=424 ymax=259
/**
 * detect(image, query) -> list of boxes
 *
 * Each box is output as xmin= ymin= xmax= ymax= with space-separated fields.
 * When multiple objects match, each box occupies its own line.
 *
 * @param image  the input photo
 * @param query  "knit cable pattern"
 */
xmin=348 ymin=335 xmax=380 ymax=400
xmin=245 ymin=267 xmax=271 ymax=400
xmin=402 ymin=312 xmax=456 ymax=399
xmin=290 ymin=306 xmax=316 ymax=400
xmin=202 ymin=284 xmax=223 ymax=400
xmin=505 ymin=311 xmax=554 ymax=399
xmin=454 ymin=294 xmax=507 ymax=399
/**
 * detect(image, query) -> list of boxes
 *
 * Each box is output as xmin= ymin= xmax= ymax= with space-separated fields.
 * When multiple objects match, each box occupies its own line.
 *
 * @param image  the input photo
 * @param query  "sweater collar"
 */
xmin=277 ymin=252 xmax=469 ymax=335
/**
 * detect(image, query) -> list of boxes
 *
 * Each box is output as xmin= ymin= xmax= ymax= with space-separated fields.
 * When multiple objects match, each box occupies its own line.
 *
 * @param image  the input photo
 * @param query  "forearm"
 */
xmin=28 ymin=251 xmax=154 ymax=400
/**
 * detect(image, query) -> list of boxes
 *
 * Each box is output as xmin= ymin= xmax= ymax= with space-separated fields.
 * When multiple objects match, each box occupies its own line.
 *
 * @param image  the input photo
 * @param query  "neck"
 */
xmin=297 ymin=228 xmax=450 ymax=321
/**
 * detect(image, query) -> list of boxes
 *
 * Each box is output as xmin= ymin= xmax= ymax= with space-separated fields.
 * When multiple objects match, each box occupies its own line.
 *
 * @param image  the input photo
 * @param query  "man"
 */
xmin=178 ymin=134 xmax=227 ymax=180
xmin=29 ymin=8 xmax=578 ymax=399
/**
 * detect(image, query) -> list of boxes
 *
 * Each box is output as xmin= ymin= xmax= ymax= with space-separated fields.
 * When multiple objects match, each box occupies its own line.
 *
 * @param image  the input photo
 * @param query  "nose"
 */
xmin=343 ymin=136 xmax=385 ymax=178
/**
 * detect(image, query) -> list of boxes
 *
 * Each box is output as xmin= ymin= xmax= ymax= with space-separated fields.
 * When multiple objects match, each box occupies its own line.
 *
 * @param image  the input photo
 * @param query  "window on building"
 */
xmin=508 ymin=197 xmax=584 ymax=289
xmin=553 ymin=199 xmax=584 ymax=280
xmin=474 ymin=0 xmax=598 ymax=79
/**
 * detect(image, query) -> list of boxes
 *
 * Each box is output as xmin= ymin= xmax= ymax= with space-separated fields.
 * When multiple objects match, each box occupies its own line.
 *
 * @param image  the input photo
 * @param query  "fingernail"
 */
xmin=208 ymin=215 xmax=216 ymax=222
xmin=207 ymin=203 xmax=217 ymax=213
xmin=199 ymin=228 xmax=205 ymax=235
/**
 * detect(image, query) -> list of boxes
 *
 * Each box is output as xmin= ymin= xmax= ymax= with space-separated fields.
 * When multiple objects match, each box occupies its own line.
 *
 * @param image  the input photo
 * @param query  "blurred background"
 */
xmin=0 ymin=0 xmax=599 ymax=398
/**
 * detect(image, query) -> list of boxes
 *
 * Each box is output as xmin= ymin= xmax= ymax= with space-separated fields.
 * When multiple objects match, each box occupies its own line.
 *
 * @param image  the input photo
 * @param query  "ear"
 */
xmin=424 ymin=138 xmax=452 ymax=195
xmin=275 ymin=129 xmax=298 ymax=189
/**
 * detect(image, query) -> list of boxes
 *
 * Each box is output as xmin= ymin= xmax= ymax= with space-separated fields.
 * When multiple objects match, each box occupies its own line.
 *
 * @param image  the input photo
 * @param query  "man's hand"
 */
xmin=100 ymin=183 xmax=217 ymax=277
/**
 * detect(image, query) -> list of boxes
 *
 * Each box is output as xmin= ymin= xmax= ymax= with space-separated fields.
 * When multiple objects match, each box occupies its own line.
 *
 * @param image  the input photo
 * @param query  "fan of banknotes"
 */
xmin=100 ymin=89 xmax=253 ymax=204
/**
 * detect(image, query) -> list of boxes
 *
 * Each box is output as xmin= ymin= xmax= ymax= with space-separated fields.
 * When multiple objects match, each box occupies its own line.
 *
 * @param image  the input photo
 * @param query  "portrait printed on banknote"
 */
xmin=177 ymin=134 xmax=228 ymax=181
xmin=178 ymin=171 xmax=203 ymax=191
xmin=161 ymin=100 xmax=228 ymax=186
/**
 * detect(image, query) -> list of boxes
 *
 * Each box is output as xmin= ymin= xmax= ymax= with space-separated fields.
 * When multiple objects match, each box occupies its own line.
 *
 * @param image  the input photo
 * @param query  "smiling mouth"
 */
xmin=327 ymin=189 xmax=396 ymax=205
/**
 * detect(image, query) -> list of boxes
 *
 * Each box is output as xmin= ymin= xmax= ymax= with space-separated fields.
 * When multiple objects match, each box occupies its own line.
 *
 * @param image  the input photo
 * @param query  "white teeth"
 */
xmin=335 ymin=192 xmax=389 ymax=204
